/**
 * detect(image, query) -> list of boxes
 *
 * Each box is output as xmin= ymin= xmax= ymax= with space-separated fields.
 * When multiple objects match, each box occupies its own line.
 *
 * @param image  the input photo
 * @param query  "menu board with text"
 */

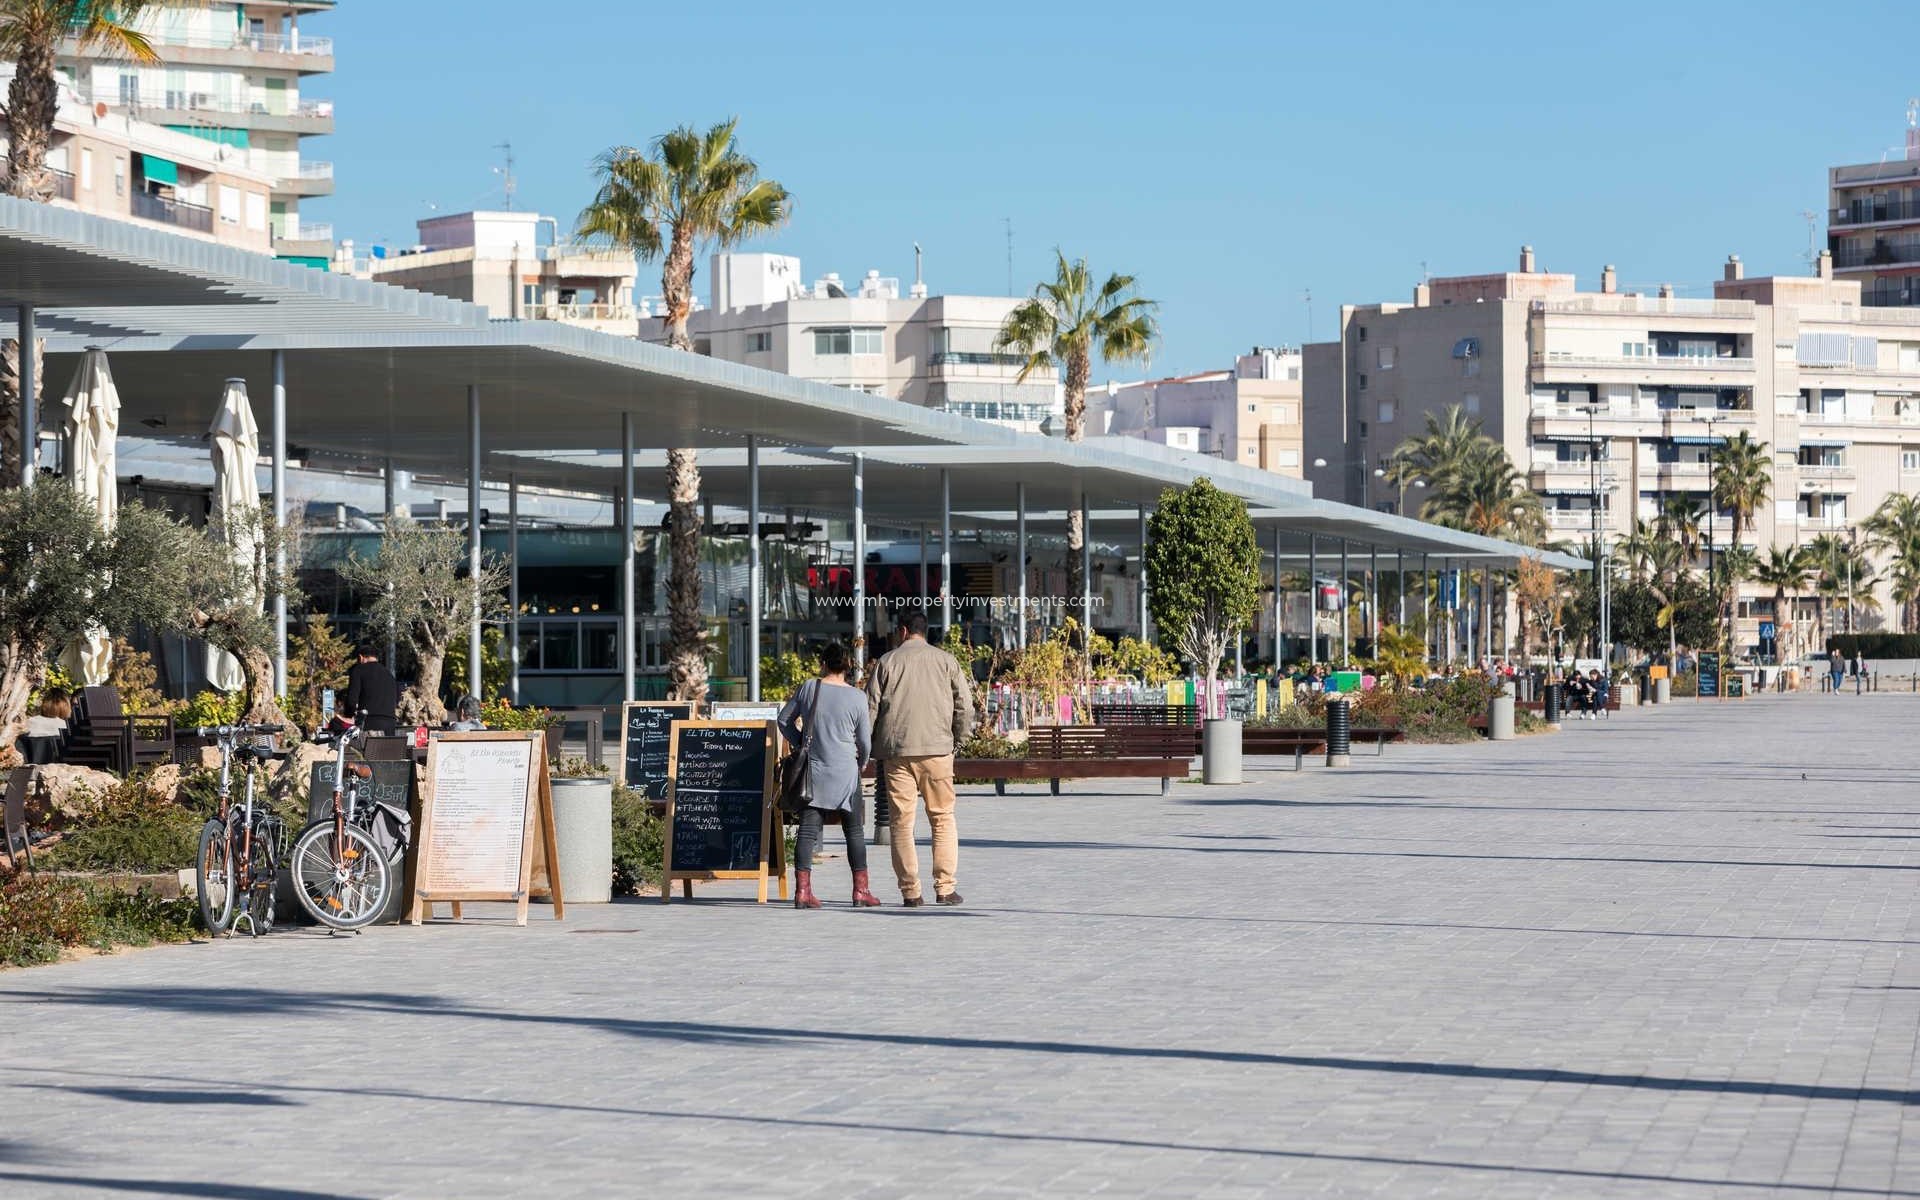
xmin=617 ymin=701 xmax=695 ymax=796
xmin=662 ymin=720 xmax=775 ymax=904
xmin=409 ymin=731 xmax=562 ymax=926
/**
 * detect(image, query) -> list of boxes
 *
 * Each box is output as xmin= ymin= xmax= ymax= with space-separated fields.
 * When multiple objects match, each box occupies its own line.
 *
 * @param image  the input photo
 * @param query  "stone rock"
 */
xmin=144 ymin=763 xmax=183 ymax=804
xmin=33 ymin=764 xmax=123 ymax=823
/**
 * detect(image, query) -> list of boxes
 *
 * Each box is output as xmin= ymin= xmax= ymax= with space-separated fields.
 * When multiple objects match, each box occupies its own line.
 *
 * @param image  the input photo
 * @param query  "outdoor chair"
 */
xmin=65 ymin=686 xmax=176 ymax=775
xmin=3 ymin=765 xmax=38 ymax=872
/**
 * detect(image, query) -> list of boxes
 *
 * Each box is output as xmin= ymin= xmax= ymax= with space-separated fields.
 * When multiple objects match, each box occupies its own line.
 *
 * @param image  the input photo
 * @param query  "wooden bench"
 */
xmin=1240 ymin=728 xmax=1328 ymax=771
xmin=1090 ymin=704 xmax=1200 ymax=726
xmin=1015 ymin=725 xmax=1195 ymax=795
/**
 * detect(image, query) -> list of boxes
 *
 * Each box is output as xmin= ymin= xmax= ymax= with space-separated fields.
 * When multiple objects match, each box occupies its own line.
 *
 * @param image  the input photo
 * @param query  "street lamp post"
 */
xmin=1703 ymin=413 xmax=1722 ymax=663
xmin=1311 ymin=457 xmax=1385 ymax=509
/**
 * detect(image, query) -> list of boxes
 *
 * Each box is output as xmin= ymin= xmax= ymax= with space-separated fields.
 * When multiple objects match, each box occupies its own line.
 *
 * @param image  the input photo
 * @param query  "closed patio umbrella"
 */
xmin=60 ymin=348 xmax=119 ymax=686
xmin=206 ymin=378 xmax=261 ymax=693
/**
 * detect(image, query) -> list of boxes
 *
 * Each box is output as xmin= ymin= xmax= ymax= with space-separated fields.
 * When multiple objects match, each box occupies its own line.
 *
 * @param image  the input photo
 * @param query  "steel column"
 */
xmin=1307 ymin=534 xmax=1318 ymax=662
xmin=747 ymin=435 xmax=761 ymax=701
xmin=1271 ymin=525 xmax=1282 ymax=664
xmin=1079 ymin=491 xmax=1091 ymax=636
xmin=1368 ymin=543 xmax=1379 ymax=650
xmin=384 ymin=457 xmax=398 ymax=669
xmin=621 ymin=413 xmax=636 ymax=702
xmin=508 ymin=474 xmax=520 ymax=705
xmin=940 ymin=468 xmax=952 ymax=637
xmin=271 ymin=350 xmax=287 ymax=696
xmin=1138 ymin=503 xmax=1150 ymax=641
xmin=1396 ymin=548 xmax=1406 ymax=628
xmin=852 ymin=454 xmax=867 ymax=672
xmin=1338 ymin=537 xmax=1350 ymax=665
xmin=17 ymin=305 xmax=34 ymax=485
xmin=466 ymin=385 xmax=482 ymax=703
xmin=1016 ymin=483 xmax=1029 ymax=647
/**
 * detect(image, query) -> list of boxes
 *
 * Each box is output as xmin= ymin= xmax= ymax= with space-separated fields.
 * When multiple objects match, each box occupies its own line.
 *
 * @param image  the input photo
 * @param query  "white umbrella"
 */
xmin=59 ymin=348 xmax=119 ymax=686
xmin=206 ymin=378 xmax=261 ymax=693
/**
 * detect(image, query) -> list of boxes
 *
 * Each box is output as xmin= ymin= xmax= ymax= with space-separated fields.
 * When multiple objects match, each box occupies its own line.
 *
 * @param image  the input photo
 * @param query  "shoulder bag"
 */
xmin=777 ymin=679 xmax=820 ymax=815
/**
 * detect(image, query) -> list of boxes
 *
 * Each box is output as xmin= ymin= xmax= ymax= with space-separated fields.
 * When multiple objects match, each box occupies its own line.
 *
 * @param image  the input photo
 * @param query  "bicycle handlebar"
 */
xmin=197 ymin=723 xmax=286 ymax=740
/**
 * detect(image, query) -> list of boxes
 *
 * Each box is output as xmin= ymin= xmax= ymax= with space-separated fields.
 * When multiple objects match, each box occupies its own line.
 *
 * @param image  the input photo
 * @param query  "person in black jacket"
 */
xmin=343 ymin=645 xmax=400 ymax=734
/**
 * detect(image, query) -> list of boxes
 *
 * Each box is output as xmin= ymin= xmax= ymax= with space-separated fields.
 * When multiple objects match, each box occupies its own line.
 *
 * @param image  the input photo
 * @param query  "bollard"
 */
xmin=1488 ymin=684 xmax=1515 ymax=741
xmin=1203 ymin=718 xmax=1244 ymax=784
xmin=1325 ymin=696 xmax=1352 ymax=768
xmin=1543 ymin=682 xmax=1562 ymax=726
xmin=870 ymin=760 xmax=892 ymax=846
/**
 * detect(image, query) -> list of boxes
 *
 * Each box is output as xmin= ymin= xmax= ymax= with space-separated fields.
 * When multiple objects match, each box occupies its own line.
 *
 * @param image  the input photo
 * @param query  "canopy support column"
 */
xmin=747 ymin=435 xmax=761 ymax=701
xmin=1397 ymin=548 xmax=1406 ymax=628
xmin=1016 ymin=483 xmax=1029 ymax=647
xmin=1339 ymin=537 xmax=1350 ymax=666
xmin=1079 ymin=491 xmax=1091 ymax=638
xmin=852 ymin=454 xmax=867 ymax=673
xmin=940 ymin=468 xmax=953 ymax=637
xmin=508 ymin=474 xmax=520 ymax=706
xmin=384 ymin=458 xmax=398 ymax=669
xmin=466 ymin=384 xmax=482 ymax=705
xmin=271 ymin=350 xmax=287 ymax=696
xmin=1272 ymin=526 xmax=1282 ymax=665
xmin=1421 ymin=553 xmax=1431 ymax=665
xmin=1138 ymin=503 xmax=1150 ymax=642
xmin=1369 ymin=543 xmax=1379 ymax=653
xmin=621 ymin=413 xmax=636 ymax=703
xmin=918 ymin=525 xmax=929 ymax=636
xmin=1307 ymin=534 xmax=1318 ymax=663
xmin=16 ymin=305 xmax=34 ymax=486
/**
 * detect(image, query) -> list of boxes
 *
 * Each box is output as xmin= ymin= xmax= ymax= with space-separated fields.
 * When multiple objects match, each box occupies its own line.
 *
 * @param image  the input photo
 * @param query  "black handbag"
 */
xmin=777 ymin=680 xmax=819 ymax=815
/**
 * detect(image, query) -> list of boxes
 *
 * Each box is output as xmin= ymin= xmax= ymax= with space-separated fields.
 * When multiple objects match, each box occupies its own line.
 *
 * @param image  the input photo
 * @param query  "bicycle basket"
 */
xmin=365 ymin=800 xmax=412 ymax=864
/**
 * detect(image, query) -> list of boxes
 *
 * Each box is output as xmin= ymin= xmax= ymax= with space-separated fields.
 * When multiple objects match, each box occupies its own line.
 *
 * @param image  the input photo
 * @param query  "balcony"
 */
xmin=1831 ymin=199 xmax=1920 ymax=228
xmin=1547 ymin=509 xmax=1604 ymax=531
xmin=523 ymin=303 xmax=640 ymax=335
xmin=1797 ymin=463 xmax=1858 ymax=492
xmin=1650 ymin=461 xmax=1712 ymax=488
xmin=66 ymin=30 xmax=334 ymax=71
xmin=1533 ymin=350 xmax=1754 ymax=373
xmin=273 ymin=159 xmax=334 ymax=196
xmin=1534 ymin=295 xmax=1753 ymax=318
xmin=930 ymin=351 xmax=1028 ymax=379
xmin=1832 ymin=243 xmax=1920 ymax=271
xmin=1528 ymin=461 xmax=1608 ymax=490
xmin=48 ymin=167 xmax=74 ymax=201
xmin=95 ymin=89 xmax=335 ymax=134
xmin=130 ymin=191 xmax=212 ymax=234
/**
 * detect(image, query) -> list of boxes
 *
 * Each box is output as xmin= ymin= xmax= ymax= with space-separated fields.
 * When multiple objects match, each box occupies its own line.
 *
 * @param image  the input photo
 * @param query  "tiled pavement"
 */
xmin=2 ymin=694 xmax=1918 ymax=1198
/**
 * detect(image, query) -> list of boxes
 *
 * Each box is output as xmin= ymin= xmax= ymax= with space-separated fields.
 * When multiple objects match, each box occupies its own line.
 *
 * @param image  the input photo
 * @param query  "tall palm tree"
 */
xmin=1617 ymin=518 xmax=1663 ymax=585
xmin=1422 ymin=443 xmax=1542 ymax=656
xmin=2 ymin=1 xmax=160 ymax=200
xmin=996 ymin=251 xmax=1156 ymax=610
xmin=1385 ymin=405 xmax=1485 ymax=498
xmin=1862 ymin=493 xmax=1920 ymax=631
xmin=1658 ymin=495 xmax=1706 ymax=566
xmin=1751 ymin=544 xmax=1811 ymax=660
xmin=1807 ymin=531 xmax=1848 ymax=648
xmin=577 ymin=119 xmax=789 ymax=701
xmin=1710 ymin=431 xmax=1770 ymax=652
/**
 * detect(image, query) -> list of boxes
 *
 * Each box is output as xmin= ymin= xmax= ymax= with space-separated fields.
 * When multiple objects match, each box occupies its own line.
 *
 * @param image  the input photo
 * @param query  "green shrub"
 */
xmin=611 ymin=784 xmax=666 ymax=896
xmin=0 ymin=869 xmax=95 ymax=966
xmin=177 ymin=689 xmax=245 ymax=730
xmin=960 ymin=728 xmax=1019 ymax=758
xmin=37 ymin=777 xmax=202 ymax=873
xmin=1670 ymin=669 xmax=1699 ymax=698
xmin=84 ymin=884 xmax=199 ymax=950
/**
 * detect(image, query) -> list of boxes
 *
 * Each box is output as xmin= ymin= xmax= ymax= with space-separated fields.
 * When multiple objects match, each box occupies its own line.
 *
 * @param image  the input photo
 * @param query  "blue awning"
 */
xmin=1799 ymin=437 xmax=1851 ymax=448
xmin=137 ymin=154 xmax=178 ymax=187
xmin=1451 ymin=337 xmax=1480 ymax=359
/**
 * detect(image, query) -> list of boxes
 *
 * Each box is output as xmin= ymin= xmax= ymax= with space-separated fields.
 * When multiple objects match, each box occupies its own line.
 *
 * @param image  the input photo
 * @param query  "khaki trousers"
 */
xmin=883 ymin=754 xmax=957 ymax=899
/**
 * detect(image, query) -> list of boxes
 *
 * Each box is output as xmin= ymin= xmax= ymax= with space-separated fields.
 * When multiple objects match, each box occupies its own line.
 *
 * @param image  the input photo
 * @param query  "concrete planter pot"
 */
xmin=548 ymin=776 xmax=613 ymax=904
xmin=1202 ymin=719 xmax=1243 ymax=785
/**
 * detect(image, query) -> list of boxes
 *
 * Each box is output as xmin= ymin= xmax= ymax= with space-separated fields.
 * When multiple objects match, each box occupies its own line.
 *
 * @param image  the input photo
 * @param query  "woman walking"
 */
xmin=777 ymin=642 xmax=878 ymax=909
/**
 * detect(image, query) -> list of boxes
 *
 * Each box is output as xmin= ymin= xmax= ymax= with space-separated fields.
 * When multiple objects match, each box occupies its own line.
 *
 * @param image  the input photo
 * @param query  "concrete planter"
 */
xmin=1202 ymin=719 xmax=1243 ymax=785
xmin=1488 ymin=684 xmax=1516 ymax=741
xmin=1654 ymin=677 xmax=1671 ymax=705
xmin=548 ymin=776 xmax=613 ymax=904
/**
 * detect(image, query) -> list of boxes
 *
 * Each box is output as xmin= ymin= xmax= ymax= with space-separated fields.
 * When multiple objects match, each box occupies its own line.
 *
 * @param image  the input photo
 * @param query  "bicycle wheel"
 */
xmin=288 ymin=819 xmax=391 ymax=930
xmin=243 ymin=817 xmax=282 ymax=937
xmin=195 ymin=818 xmax=235 ymax=936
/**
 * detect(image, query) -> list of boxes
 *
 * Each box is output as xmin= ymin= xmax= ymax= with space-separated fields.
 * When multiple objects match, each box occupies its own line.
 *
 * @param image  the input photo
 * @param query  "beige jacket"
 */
xmin=866 ymin=637 xmax=975 ymax=759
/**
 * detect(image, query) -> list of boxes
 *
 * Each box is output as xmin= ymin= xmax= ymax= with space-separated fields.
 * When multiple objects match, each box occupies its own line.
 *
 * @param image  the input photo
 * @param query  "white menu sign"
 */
xmin=423 ymin=738 xmax=534 ymax=894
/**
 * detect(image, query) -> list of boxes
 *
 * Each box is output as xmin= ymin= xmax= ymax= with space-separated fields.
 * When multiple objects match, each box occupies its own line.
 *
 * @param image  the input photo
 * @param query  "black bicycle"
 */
xmin=288 ymin=722 xmax=397 ymax=930
xmin=194 ymin=724 xmax=289 ymax=938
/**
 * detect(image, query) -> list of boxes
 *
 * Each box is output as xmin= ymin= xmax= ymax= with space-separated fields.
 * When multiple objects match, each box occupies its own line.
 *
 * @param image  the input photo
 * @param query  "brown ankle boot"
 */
xmin=851 ymin=869 xmax=880 ymax=907
xmin=793 ymin=869 xmax=821 ymax=909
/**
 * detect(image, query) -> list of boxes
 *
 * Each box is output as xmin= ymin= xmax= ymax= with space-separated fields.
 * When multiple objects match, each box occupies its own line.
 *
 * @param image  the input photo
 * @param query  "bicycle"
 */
xmin=287 ymin=721 xmax=395 ymax=931
xmin=194 ymin=724 xmax=289 ymax=938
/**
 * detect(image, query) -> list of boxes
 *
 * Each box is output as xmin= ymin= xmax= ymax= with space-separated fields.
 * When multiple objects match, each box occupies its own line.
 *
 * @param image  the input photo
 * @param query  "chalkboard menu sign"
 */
xmin=663 ymin=720 xmax=776 ymax=903
xmin=617 ymin=701 xmax=696 ymax=796
xmin=308 ymin=759 xmax=415 ymax=828
xmin=1698 ymin=652 xmax=1721 ymax=698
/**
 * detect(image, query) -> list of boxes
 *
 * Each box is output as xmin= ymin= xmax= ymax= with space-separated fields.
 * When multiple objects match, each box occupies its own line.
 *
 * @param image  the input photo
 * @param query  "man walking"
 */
xmin=868 ymin=610 xmax=974 ymax=906
xmin=1829 ymin=647 xmax=1845 ymax=695
xmin=344 ymin=644 xmax=401 ymax=734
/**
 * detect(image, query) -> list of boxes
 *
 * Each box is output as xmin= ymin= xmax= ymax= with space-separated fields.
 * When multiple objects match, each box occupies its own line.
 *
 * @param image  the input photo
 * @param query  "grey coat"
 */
xmin=777 ymin=678 xmax=872 ymax=813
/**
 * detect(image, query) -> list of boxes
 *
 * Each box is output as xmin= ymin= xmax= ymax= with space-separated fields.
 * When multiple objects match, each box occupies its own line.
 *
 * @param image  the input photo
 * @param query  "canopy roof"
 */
xmin=0 ymin=196 xmax=1583 ymax=572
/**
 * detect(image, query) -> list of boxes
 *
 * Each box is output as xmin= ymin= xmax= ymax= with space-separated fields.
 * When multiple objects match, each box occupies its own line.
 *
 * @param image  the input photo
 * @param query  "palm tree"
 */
xmin=1385 ymin=405 xmax=1485 ymax=498
xmin=1711 ymin=432 xmax=1771 ymax=554
xmin=2 ymin=2 xmax=160 ymax=200
xmin=1862 ymin=493 xmax=1920 ymax=631
xmin=1421 ymin=443 xmax=1542 ymax=656
xmin=996 ymin=251 xmax=1156 ymax=610
xmin=577 ymin=119 xmax=789 ymax=702
xmin=1751 ymin=544 xmax=1810 ymax=661
xmin=1658 ymin=495 xmax=1706 ymax=566
xmin=1617 ymin=518 xmax=1663 ymax=585
xmin=1807 ymin=531 xmax=1848 ymax=648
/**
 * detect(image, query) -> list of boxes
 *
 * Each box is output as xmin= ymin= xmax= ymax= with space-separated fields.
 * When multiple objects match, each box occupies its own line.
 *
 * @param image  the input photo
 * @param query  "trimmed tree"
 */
xmin=1144 ymin=478 xmax=1259 ymax=715
xmin=340 ymin=517 xmax=507 ymax=724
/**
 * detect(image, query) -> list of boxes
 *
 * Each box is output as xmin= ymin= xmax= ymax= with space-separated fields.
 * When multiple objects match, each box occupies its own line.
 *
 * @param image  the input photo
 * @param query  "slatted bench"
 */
xmin=1015 ymin=725 xmax=1195 ymax=795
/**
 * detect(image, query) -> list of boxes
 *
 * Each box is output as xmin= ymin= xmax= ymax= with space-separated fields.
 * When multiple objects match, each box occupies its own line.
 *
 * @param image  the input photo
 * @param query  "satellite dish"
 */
xmin=92 ymin=101 xmax=107 ymax=119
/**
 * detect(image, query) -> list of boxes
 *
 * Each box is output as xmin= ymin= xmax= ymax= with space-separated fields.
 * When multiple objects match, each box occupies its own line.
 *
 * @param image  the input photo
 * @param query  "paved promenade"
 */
xmin=3 ymin=694 xmax=1919 ymax=1198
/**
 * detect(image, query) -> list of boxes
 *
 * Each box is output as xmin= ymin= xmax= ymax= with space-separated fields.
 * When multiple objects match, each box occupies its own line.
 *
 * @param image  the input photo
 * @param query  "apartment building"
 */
xmin=52 ymin=1 xmax=336 ymax=264
xmin=1305 ymin=245 xmax=1920 ymax=655
xmin=1828 ymin=111 xmax=1920 ymax=308
xmin=680 ymin=253 xmax=1061 ymax=432
xmin=1095 ymin=347 xmax=1306 ymax=477
xmin=0 ymin=68 xmax=277 ymax=253
xmin=362 ymin=211 xmax=640 ymax=337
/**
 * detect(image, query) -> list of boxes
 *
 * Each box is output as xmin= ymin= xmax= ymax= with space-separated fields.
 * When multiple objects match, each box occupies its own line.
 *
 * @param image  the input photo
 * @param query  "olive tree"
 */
xmin=1144 ymin=478 xmax=1260 ymax=715
xmin=340 ymin=516 xmax=506 ymax=724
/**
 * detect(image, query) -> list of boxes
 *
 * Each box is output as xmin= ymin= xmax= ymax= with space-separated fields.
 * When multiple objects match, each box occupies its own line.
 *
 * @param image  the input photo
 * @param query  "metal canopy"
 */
xmin=0 ymin=195 xmax=1578 ymax=571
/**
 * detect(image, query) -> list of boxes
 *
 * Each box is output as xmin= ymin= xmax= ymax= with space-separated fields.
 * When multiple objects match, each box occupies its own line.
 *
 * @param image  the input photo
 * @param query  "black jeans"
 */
xmin=796 ymin=806 xmax=867 ymax=873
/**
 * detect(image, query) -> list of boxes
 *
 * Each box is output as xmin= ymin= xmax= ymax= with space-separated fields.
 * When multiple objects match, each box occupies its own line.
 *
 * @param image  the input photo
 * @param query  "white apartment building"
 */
xmin=1305 ymin=245 xmax=1920 ymax=656
xmin=1828 ymin=110 xmax=1920 ymax=308
xmin=0 ymin=68 xmax=277 ymax=254
xmin=680 ymin=253 xmax=1061 ymax=432
xmin=51 ymin=1 xmax=335 ymax=264
xmin=360 ymin=211 xmax=639 ymax=338
xmin=1095 ymin=347 xmax=1306 ymax=477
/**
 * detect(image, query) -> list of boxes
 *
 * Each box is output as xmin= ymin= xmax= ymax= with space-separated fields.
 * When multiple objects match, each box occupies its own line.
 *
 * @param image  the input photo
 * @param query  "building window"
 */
xmin=1377 ymin=401 xmax=1395 ymax=423
xmin=245 ymin=191 xmax=267 ymax=232
xmin=745 ymin=331 xmax=772 ymax=353
xmin=1904 ymin=450 xmax=1920 ymax=472
xmin=1377 ymin=346 xmax=1395 ymax=369
xmin=1463 ymin=393 xmax=1481 ymax=414
xmin=218 ymin=184 xmax=240 ymax=223
xmin=1246 ymin=403 xmax=1256 ymax=413
xmin=1358 ymin=373 xmax=1368 ymax=390
xmin=815 ymin=326 xmax=882 ymax=355
xmin=79 ymin=148 xmax=93 ymax=191
xmin=113 ymin=157 xmax=126 ymax=198
xmin=1358 ymin=326 xmax=1368 ymax=342
xmin=521 ymin=283 xmax=541 ymax=308
xmin=852 ymin=326 xmax=883 ymax=354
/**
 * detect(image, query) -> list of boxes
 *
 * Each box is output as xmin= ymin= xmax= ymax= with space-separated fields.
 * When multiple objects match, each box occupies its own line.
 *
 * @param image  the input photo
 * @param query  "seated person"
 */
xmin=21 ymin=689 xmax=70 ymax=765
xmin=448 ymin=695 xmax=486 ymax=732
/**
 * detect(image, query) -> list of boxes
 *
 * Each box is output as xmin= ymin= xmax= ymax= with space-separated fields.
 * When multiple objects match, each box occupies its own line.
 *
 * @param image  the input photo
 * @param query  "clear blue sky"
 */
xmin=319 ymin=0 xmax=1916 ymax=377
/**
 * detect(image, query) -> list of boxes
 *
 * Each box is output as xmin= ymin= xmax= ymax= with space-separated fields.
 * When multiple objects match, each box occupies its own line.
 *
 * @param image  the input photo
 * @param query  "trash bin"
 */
xmin=547 ymin=775 xmax=613 ymax=904
xmin=1543 ymin=683 xmax=1562 ymax=726
xmin=1654 ymin=676 xmax=1671 ymax=704
xmin=1325 ymin=697 xmax=1352 ymax=768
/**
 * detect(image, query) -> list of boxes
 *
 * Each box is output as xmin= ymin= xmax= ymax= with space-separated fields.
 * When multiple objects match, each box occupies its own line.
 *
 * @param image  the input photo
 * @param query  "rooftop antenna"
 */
xmin=1003 ymin=217 xmax=1014 ymax=296
xmin=1303 ymin=288 xmax=1314 ymax=344
xmin=910 ymin=241 xmax=927 ymax=300
xmin=1799 ymin=210 xmax=1820 ymax=273
xmin=492 ymin=140 xmax=516 ymax=210
xmin=1908 ymin=98 xmax=1920 ymax=162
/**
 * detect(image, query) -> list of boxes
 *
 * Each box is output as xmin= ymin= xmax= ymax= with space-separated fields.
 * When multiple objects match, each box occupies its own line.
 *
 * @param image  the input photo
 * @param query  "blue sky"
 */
xmin=319 ymin=0 xmax=1916 ymax=377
